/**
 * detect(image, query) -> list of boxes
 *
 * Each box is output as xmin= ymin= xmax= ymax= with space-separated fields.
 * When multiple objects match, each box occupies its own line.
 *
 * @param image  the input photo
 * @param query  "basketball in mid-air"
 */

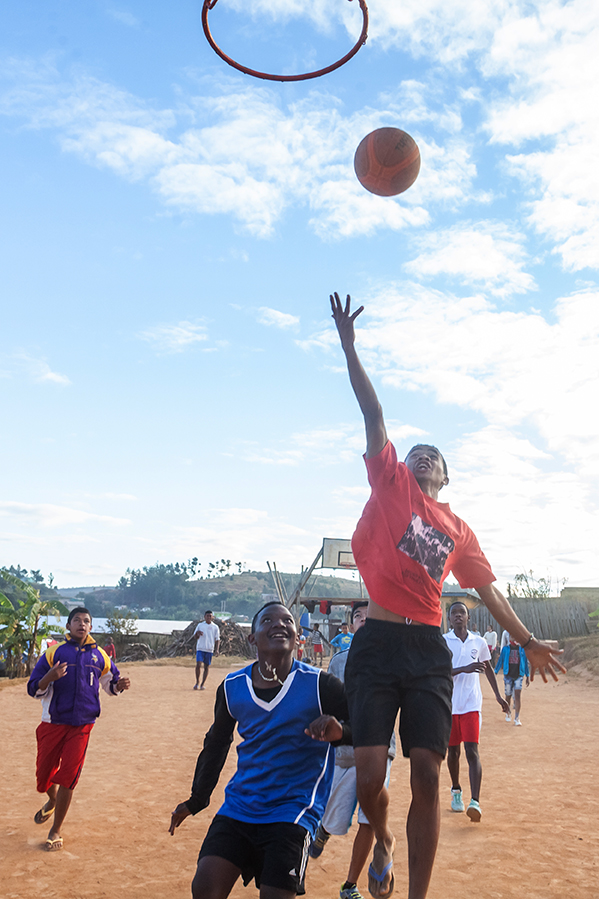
xmin=354 ymin=127 xmax=421 ymax=197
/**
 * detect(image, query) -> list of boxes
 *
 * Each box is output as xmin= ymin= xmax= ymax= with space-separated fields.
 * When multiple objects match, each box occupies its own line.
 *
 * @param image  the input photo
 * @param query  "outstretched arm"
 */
xmin=475 ymin=583 xmax=566 ymax=682
xmin=330 ymin=292 xmax=387 ymax=459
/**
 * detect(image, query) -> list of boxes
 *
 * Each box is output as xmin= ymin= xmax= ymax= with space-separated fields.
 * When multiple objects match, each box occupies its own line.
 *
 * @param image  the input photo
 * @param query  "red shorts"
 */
xmin=313 ymin=644 xmax=323 ymax=653
xmin=35 ymin=722 xmax=94 ymax=793
xmin=448 ymin=711 xmax=480 ymax=746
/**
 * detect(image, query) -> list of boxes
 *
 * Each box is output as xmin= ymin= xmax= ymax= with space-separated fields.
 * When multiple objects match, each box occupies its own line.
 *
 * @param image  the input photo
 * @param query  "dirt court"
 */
xmin=1 ymin=660 xmax=598 ymax=899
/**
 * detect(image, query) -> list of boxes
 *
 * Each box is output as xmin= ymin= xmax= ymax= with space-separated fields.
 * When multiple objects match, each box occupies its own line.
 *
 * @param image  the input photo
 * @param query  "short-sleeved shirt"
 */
xmin=485 ymin=630 xmax=497 ymax=651
xmin=443 ymin=630 xmax=491 ymax=714
xmin=351 ymin=441 xmax=495 ymax=626
xmin=194 ymin=621 xmax=220 ymax=653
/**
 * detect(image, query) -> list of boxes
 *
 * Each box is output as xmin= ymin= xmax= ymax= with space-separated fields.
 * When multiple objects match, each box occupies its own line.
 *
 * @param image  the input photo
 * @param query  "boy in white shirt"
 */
xmin=193 ymin=611 xmax=220 ymax=691
xmin=443 ymin=602 xmax=509 ymax=821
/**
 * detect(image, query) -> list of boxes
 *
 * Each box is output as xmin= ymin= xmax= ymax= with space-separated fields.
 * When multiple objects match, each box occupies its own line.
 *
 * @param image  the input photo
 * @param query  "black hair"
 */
xmin=351 ymin=601 xmax=369 ymax=623
xmin=204 ymin=610 xmax=214 ymax=616
xmin=251 ymin=600 xmax=286 ymax=633
xmin=448 ymin=600 xmax=469 ymax=616
xmin=67 ymin=606 xmax=92 ymax=625
xmin=405 ymin=444 xmax=448 ymax=477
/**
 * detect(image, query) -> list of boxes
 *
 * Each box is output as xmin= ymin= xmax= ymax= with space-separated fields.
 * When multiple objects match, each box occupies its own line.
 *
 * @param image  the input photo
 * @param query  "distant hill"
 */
xmin=65 ymin=569 xmax=366 ymax=622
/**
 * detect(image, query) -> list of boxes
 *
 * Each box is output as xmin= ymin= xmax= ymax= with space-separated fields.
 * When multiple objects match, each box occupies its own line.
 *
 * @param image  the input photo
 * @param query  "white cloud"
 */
xmin=480 ymin=1 xmax=599 ymax=270
xmin=405 ymin=222 xmax=536 ymax=296
xmin=256 ymin=307 xmax=300 ymax=329
xmin=107 ymin=9 xmax=141 ymax=29
xmin=0 ymin=63 xmax=481 ymax=239
xmin=138 ymin=320 xmax=208 ymax=353
xmin=0 ymin=353 xmax=71 ymax=386
xmin=240 ymin=420 xmax=425 ymax=466
xmin=0 ymin=502 xmax=130 ymax=529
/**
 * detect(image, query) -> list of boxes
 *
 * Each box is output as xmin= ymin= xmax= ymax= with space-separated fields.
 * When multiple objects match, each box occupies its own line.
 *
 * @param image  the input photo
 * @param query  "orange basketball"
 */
xmin=354 ymin=127 xmax=421 ymax=197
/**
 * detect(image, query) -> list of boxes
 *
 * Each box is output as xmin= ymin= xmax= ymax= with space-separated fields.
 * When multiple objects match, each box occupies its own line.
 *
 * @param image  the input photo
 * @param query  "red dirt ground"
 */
xmin=1 ymin=662 xmax=598 ymax=899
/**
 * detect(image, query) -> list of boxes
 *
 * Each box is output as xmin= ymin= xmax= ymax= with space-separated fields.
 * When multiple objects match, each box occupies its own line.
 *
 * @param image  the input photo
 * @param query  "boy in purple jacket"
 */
xmin=27 ymin=607 xmax=130 ymax=851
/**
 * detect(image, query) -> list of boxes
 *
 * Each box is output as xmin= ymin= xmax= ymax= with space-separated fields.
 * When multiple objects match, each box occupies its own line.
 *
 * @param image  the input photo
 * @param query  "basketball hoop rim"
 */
xmin=201 ymin=0 xmax=369 ymax=83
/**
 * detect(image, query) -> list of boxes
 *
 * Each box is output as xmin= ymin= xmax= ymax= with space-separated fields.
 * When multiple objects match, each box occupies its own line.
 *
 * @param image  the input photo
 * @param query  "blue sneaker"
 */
xmin=467 ymin=799 xmax=482 ymax=822
xmin=451 ymin=789 xmax=464 ymax=812
xmin=309 ymin=825 xmax=330 ymax=859
xmin=340 ymin=886 xmax=366 ymax=899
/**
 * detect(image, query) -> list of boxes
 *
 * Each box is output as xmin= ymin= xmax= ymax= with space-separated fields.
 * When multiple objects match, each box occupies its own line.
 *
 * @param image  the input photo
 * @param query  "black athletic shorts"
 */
xmin=345 ymin=618 xmax=453 ymax=759
xmin=197 ymin=814 xmax=311 ymax=894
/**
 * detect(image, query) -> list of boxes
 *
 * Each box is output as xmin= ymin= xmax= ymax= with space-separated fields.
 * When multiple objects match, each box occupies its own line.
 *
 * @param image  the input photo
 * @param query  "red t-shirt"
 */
xmin=351 ymin=441 xmax=495 ymax=626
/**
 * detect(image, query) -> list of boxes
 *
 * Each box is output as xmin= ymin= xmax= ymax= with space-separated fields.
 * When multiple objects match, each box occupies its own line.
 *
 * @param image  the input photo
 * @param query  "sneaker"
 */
xmin=466 ymin=799 xmax=482 ymax=822
xmin=450 ymin=789 xmax=464 ymax=813
xmin=505 ymin=712 xmax=512 ymax=722
xmin=308 ymin=825 xmax=330 ymax=859
xmin=193 ymin=684 xmax=199 ymax=690
xmin=340 ymin=885 xmax=365 ymax=899
xmin=514 ymin=717 xmax=522 ymax=726
xmin=200 ymin=685 xmax=206 ymax=691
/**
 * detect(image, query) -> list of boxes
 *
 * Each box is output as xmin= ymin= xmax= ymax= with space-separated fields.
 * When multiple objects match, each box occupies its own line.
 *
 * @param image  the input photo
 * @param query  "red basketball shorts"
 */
xmin=448 ymin=711 xmax=480 ymax=746
xmin=35 ymin=722 xmax=94 ymax=793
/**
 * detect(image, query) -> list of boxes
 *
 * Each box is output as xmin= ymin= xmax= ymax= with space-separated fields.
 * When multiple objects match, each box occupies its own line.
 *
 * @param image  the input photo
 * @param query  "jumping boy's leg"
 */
xmin=463 ymin=743 xmax=482 ymax=800
xmin=355 ymin=746 xmax=394 ymax=898
xmin=192 ymin=857 xmax=241 ymax=899
xmin=407 ymin=748 xmax=443 ymax=899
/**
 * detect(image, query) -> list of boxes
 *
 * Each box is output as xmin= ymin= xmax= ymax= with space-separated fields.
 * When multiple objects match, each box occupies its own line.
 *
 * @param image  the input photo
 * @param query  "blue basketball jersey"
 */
xmin=218 ymin=660 xmax=335 ymax=836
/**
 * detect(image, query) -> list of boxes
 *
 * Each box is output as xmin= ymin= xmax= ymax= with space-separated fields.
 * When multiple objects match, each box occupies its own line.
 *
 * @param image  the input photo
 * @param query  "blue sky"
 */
xmin=1 ymin=0 xmax=597 ymax=590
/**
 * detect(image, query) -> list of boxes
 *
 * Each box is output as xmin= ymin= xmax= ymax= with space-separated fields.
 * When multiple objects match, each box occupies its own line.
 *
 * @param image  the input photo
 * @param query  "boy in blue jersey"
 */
xmin=27 ymin=607 xmax=130 ymax=851
xmin=330 ymin=623 xmax=353 ymax=654
xmin=169 ymin=601 xmax=350 ymax=899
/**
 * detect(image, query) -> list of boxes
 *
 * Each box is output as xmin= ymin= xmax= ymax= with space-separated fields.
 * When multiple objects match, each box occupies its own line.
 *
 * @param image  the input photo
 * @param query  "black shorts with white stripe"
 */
xmin=197 ymin=814 xmax=311 ymax=895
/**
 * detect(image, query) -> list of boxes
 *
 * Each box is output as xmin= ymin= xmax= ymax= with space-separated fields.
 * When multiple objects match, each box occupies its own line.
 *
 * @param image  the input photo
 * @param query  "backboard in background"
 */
xmin=322 ymin=538 xmax=357 ymax=570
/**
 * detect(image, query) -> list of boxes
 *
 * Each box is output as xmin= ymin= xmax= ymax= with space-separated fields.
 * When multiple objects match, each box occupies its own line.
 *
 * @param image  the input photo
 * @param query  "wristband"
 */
xmin=522 ymin=632 xmax=534 ymax=648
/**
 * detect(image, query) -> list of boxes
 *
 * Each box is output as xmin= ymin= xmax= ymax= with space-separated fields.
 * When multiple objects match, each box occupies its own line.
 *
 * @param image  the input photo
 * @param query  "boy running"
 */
xmin=27 ymin=607 xmax=130 ymax=851
xmin=169 ymin=601 xmax=350 ymax=899
xmin=443 ymin=601 xmax=509 ymax=822
xmin=331 ymin=292 xmax=565 ymax=899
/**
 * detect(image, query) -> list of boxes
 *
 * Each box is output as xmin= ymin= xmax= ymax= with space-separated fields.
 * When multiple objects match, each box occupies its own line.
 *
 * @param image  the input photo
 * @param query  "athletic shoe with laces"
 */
xmin=467 ymin=799 xmax=482 ymax=822
xmin=339 ymin=885 xmax=365 ymax=899
xmin=308 ymin=825 xmax=330 ymax=859
xmin=505 ymin=712 xmax=512 ymax=722
xmin=450 ymin=789 xmax=465 ymax=813
xmin=514 ymin=717 xmax=522 ymax=726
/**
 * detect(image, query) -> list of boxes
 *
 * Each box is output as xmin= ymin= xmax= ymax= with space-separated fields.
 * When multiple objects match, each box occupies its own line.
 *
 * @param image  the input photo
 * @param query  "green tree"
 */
xmin=104 ymin=610 xmax=139 ymax=650
xmin=0 ymin=570 xmax=68 ymax=677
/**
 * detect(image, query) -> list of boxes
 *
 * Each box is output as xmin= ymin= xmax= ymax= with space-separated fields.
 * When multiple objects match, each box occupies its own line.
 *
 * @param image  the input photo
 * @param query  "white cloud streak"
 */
xmin=256 ymin=307 xmax=300 ymax=329
xmin=405 ymin=222 xmax=536 ymax=296
xmin=138 ymin=320 xmax=208 ymax=353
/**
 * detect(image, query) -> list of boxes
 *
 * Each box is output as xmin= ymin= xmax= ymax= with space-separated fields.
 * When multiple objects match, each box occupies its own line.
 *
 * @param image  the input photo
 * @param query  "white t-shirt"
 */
xmin=443 ymin=630 xmax=491 ymax=715
xmin=194 ymin=621 xmax=220 ymax=652
xmin=484 ymin=630 xmax=497 ymax=650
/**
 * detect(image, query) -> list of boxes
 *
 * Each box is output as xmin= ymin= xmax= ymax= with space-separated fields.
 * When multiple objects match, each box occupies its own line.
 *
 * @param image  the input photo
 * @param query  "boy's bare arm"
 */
xmin=483 ymin=660 xmax=510 ymax=712
xmin=330 ymin=292 xmax=387 ymax=459
xmin=475 ymin=583 xmax=566 ymax=681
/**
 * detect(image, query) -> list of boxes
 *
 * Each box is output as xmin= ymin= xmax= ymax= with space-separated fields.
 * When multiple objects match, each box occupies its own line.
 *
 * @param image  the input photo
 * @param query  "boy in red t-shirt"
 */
xmin=330 ymin=292 xmax=565 ymax=899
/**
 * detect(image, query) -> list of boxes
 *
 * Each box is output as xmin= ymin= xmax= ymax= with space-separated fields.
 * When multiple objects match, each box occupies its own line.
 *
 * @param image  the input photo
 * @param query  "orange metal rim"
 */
xmin=201 ymin=0 xmax=369 ymax=82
